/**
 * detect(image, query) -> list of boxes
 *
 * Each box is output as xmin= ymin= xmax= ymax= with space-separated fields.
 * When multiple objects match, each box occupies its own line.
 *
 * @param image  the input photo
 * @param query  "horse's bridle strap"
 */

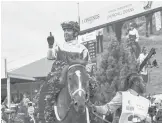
xmin=68 ymin=64 xmax=85 ymax=71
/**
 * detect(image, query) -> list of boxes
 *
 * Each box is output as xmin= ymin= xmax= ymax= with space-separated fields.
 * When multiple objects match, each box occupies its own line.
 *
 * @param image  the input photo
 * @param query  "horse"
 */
xmin=54 ymin=64 xmax=91 ymax=123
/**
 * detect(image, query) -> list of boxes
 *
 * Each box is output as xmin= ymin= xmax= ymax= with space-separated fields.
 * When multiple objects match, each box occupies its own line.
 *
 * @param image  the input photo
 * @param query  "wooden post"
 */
xmin=5 ymin=58 xmax=11 ymax=108
xmin=150 ymin=13 xmax=153 ymax=35
xmin=145 ymin=13 xmax=153 ymax=37
xmin=7 ymin=76 xmax=11 ymax=108
xmin=5 ymin=58 xmax=12 ymax=123
xmin=77 ymin=2 xmax=80 ymax=26
xmin=114 ymin=22 xmax=124 ymax=42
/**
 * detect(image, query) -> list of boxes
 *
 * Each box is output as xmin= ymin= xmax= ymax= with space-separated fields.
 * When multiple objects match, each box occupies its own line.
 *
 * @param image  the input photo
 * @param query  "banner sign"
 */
xmin=119 ymin=92 xmax=150 ymax=123
xmin=79 ymin=31 xmax=97 ymax=74
xmin=78 ymin=31 xmax=96 ymax=43
xmin=79 ymin=31 xmax=97 ymax=60
xmin=84 ymin=40 xmax=96 ymax=59
xmin=80 ymin=1 xmax=162 ymax=31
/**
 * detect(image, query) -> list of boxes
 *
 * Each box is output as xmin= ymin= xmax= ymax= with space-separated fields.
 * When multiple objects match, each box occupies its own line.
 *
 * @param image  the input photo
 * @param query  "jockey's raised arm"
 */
xmin=47 ymin=22 xmax=91 ymax=63
xmin=47 ymin=32 xmax=57 ymax=60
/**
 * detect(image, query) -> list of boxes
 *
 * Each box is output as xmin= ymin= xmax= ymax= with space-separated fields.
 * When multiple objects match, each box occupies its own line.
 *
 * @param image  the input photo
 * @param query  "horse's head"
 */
xmin=67 ymin=64 xmax=90 ymax=113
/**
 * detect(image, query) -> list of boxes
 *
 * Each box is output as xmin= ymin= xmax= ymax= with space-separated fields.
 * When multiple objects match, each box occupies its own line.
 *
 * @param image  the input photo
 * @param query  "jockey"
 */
xmin=127 ymin=22 xmax=139 ymax=42
xmin=47 ymin=21 xmax=91 ymax=63
xmin=46 ymin=21 xmax=91 ymax=104
xmin=44 ymin=21 xmax=91 ymax=122
xmin=93 ymin=73 xmax=150 ymax=123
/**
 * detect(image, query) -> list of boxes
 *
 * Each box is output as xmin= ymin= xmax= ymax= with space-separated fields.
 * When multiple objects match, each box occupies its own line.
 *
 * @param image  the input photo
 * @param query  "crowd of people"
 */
xmin=1 ymin=92 xmax=36 ymax=123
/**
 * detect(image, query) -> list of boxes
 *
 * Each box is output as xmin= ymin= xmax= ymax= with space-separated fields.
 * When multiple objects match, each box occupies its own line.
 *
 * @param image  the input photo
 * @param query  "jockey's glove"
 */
xmin=47 ymin=32 xmax=54 ymax=48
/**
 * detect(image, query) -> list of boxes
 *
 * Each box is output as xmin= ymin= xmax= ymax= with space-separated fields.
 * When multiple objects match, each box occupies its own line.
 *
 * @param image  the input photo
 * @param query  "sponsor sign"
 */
xmin=78 ymin=31 xmax=96 ymax=43
xmin=119 ymin=91 xmax=150 ymax=123
xmin=79 ymin=31 xmax=97 ymax=60
xmin=80 ymin=1 xmax=162 ymax=31
xmin=79 ymin=32 xmax=97 ymax=74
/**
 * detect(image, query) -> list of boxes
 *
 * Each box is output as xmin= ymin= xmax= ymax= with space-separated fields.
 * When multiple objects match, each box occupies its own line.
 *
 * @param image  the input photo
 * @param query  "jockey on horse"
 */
xmin=127 ymin=22 xmax=141 ymax=59
xmin=45 ymin=21 xmax=91 ymax=122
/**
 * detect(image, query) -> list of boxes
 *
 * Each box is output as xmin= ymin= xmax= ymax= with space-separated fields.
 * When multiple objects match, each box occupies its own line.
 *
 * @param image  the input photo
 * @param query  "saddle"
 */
xmin=54 ymin=87 xmax=71 ymax=121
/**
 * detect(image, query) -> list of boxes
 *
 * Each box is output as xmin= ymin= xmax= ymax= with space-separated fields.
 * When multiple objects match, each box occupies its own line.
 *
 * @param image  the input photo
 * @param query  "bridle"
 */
xmin=68 ymin=65 xmax=112 ymax=123
xmin=54 ymin=64 xmax=90 ymax=122
xmin=68 ymin=64 xmax=87 ymax=99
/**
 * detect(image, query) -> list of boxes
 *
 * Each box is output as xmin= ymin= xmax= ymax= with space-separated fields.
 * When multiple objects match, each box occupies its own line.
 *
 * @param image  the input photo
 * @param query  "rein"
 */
xmin=54 ymin=100 xmax=73 ymax=122
xmin=91 ymin=111 xmax=111 ymax=123
xmin=86 ymin=101 xmax=111 ymax=123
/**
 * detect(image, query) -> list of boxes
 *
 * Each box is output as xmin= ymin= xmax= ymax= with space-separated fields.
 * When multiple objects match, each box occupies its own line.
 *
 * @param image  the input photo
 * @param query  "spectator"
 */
xmin=127 ymin=22 xmax=139 ymax=42
xmin=137 ymin=47 xmax=149 ymax=83
xmin=1 ymin=97 xmax=8 ymax=122
xmin=92 ymin=73 xmax=149 ymax=123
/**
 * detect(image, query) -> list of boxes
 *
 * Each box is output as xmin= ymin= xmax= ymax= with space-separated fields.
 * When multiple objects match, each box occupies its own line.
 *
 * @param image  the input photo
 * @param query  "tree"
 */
xmin=94 ymin=36 xmax=138 ymax=102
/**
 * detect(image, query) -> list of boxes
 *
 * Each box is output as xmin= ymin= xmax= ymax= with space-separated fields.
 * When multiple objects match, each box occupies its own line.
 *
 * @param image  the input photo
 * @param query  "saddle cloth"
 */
xmin=55 ymin=87 xmax=71 ymax=120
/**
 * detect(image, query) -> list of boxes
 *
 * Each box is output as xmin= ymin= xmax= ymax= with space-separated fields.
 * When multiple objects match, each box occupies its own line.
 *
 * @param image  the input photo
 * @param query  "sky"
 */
xmin=1 ymin=1 xmax=115 ymax=74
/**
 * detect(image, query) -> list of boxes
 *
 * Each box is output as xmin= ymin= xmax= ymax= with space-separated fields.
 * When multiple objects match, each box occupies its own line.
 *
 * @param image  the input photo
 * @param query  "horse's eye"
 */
xmin=69 ymin=77 xmax=72 ymax=80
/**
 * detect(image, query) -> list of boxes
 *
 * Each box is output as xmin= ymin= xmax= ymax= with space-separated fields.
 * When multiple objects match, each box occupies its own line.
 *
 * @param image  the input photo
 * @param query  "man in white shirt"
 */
xmin=92 ymin=73 xmax=150 ymax=123
xmin=127 ymin=22 xmax=141 ymax=59
xmin=127 ymin=22 xmax=139 ymax=42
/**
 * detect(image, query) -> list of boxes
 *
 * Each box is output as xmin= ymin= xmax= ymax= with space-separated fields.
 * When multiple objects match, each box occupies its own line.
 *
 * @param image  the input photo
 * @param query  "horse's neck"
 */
xmin=63 ymin=86 xmax=71 ymax=101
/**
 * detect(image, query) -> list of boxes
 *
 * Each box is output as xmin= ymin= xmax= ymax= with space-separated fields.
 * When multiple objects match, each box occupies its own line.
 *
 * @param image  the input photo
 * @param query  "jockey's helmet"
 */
xmin=61 ymin=21 xmax=80 ymax=33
